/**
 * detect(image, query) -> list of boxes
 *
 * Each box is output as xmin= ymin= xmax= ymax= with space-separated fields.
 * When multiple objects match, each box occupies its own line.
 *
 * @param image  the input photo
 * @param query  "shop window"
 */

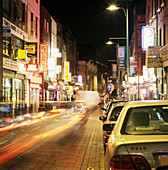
xmin=159 ymin=28 xmax=162 ymax=46
xmin=3 ymin=37 xmax=11 ymax=56
xmin=47 ymin=22 xmax=49 ymax=34
xmin=163 ymin=24 xmax=166 ymax=46
xmin=14 ymin=0 xmax=22 ymax=21
xmin=14 ymin=37 xmax=24 ymax=60
xmin=3 ymin=78 xmax=12 ymax=102
xmin=31 ymin=12 xmax=34 ymax=32
xmin=22 ymin=3 xmax=25 ymax=23
xmin=44 ymin=19 xmax=46 ymax=31
xmin=15 ymin=79 xmax=24 ymax=104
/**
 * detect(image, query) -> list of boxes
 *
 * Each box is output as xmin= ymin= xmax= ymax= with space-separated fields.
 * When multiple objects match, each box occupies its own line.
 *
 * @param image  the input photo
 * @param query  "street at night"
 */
xmin=0 ymin=106 xmax=105 ymax=170
xmin=1 ymin=0 xmax=168 ymax=169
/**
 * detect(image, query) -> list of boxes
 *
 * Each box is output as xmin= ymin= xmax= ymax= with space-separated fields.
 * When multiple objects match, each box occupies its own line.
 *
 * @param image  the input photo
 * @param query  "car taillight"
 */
xmin=110 ymin=155 xmax=150 ymax=170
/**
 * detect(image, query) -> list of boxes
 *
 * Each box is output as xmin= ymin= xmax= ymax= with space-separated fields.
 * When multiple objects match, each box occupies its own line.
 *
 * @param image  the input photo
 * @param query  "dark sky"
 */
xmin=40 ymin=0 xmax=129 ymax=46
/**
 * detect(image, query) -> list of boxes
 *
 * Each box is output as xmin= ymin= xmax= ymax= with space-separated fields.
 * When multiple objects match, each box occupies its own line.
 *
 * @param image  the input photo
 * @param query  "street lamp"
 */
xmin=107 ymin=3 xmax=130 ymax=101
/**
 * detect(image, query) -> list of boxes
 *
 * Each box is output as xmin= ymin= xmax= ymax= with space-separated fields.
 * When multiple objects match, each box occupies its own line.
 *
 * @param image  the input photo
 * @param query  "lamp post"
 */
xmin=107 ymin=2 xmax=129 ymax=100
xmin=106 ymin=40 xmax=121 ymax=98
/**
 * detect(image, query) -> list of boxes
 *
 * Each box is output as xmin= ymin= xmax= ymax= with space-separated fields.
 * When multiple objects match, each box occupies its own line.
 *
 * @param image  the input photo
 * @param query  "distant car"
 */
xmin=99 ymin=102 xmax=127 ymax=152
xmin=105 ymin=100 xmax=168 ymax=170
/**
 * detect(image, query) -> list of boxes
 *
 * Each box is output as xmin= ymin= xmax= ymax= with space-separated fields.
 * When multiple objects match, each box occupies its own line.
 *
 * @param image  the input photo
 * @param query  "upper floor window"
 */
xmin=3 ymin=0 xmax=11 ymax=14
xmin=31 ymin=12 xmax=34 ymax=32
xmin=35 ymin=17 xmax=38 ymax=36
xmin=47 ymin=22 xmax=49 ymax=33
xmin=44 ymin=19 xmax=46 ymax=31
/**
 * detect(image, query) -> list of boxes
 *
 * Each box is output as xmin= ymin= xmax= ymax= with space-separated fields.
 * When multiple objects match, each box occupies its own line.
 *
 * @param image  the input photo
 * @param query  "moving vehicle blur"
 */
xmin=75 ymin=90 xmax=100 ymax=109
xmin=105 ymin=100 xmax=168 ymax=170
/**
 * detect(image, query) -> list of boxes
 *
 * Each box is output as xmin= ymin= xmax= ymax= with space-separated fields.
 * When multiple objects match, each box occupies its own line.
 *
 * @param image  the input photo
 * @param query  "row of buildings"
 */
xmin=1 ymin=0 xmax=168 ymax=117
xmin=96 ymin=0 xmax=168 ymax=101
xmin=128 ymin=0 xmax=168 ymax=101
xmin=0 ymin=0 xmax=78 ymax=115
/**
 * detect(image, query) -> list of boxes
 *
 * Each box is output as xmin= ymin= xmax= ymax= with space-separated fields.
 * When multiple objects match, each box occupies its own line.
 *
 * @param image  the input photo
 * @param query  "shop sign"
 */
xmin=148 ymin=46 xmax=161 ymax=56
xmin=65 ymin=77 xmax=71 ymax=82
xmin=40 ymin=44 xmax=48 ymax=71
xmin=3 ymin=58 xmax=18 ymax=71
xmin=3 ymin=17 xmax=28 ymax=41
xmin=160 ymin=44 xmax=168 ymax=61
xmin=25 ymin=45 xmax=36 ymax=54
xmin=18 ymin=49 xmax=26 ymax=59
xmin=26 ymin=64 xmax=38 ymax=72
xmin=148 ymin=58 xmax=162 ymax=68
xmin=25 ymin=42 xmax=37 ymax=58
xmin=30 ymin=74 xmax=42 ymax=84
xmin=17 ymin=61 xmax=26 ymax=74
xmin=142 ymin=26 xmax=154 ymax=51
xmin=112 ymin=64 xmax=117 ymax=78
xmin=117 ymin=47 xmax=126 ymax=71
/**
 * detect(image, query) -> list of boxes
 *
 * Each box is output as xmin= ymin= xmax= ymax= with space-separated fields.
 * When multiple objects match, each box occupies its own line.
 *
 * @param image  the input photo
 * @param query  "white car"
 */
xmin=105 ymin=100 xmax=168 ymax=170
xmin=99 ymin=102 xmax=127 ymax=151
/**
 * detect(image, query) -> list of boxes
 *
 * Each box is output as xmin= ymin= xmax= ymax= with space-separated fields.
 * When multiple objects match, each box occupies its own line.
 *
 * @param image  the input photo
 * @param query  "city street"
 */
xmin=0 ymin=106 xmax=105 ymax=170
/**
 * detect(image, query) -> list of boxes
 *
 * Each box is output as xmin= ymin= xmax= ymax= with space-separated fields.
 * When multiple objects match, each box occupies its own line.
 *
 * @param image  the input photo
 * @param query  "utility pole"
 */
xmin=0 ymin=0 xmax=3 ymax=101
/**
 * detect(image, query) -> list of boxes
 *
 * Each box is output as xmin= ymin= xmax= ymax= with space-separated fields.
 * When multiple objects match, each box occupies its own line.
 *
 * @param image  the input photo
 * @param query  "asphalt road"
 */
xmin=0 ymin=106 xmax=105 ymax=170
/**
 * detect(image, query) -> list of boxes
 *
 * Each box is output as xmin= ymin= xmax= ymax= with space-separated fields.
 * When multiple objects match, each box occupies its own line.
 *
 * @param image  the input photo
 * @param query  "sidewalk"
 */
xmin=79 ymin=107 xmax=105 ymax=170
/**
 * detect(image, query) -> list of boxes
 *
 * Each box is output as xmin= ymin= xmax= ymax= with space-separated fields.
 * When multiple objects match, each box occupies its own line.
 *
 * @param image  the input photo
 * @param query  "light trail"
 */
xmin=0 ymin=112 xmax=85 ymax=165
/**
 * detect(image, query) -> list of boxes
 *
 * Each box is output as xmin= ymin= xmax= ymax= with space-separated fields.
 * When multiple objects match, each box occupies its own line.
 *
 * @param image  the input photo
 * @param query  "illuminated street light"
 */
xmin=107 ymin=3 xmax=130 ymax=101
xmin=106 ymin=40 xmax=119 ymax=46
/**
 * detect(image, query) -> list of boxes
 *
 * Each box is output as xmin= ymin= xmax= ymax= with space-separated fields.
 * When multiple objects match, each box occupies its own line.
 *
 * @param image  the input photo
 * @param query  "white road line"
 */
xmin=29 ymin=126 xmax=41 ymax=133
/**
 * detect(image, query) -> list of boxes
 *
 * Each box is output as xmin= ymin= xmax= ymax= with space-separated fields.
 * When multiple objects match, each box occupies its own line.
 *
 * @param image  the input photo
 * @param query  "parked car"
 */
xmin=100 ymin=100 xmax=128 ymax=119
xmin=99 ymin=102 xmax=127 ymax=152
xmin=105 ymin=100 xmax=168 ymax=170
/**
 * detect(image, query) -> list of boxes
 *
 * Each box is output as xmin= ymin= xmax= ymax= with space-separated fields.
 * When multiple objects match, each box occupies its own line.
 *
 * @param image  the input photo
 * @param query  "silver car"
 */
xmin=105 ymin=100 xmax=168 ymax=170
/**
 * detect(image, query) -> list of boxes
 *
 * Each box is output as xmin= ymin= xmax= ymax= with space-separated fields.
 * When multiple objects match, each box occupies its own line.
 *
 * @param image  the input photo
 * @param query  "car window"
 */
xmin=122 ymin=106 xmax=168 ymax=135
xmin=109 ymin=106 xmax=123 ymax=121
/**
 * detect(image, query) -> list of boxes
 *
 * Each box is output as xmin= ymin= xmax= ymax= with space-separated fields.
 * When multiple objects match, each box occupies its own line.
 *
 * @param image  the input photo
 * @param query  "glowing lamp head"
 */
xmin=107 ymin=5 xmax=119 ymax=11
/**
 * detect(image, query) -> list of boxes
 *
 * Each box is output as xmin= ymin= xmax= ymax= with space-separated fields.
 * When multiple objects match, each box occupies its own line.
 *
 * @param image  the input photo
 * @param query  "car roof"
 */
xmin=112 ymin=101 xmax=128 ymax=107
xmin=124 ymin=100 xmax=168 ymax=109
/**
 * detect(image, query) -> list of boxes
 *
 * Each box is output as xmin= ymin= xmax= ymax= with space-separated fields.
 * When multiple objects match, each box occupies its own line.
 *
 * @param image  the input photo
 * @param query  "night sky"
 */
xmin=40 ymin=0 xmax=134 ymax=62
xmin=40 ymin=0 xmax=130 ymax=45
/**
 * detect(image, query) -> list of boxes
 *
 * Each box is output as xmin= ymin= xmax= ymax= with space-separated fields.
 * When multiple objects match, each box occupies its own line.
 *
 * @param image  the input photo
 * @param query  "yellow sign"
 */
xmin=25 ymin=45 xmax=35 ymax=54
xmin=18 ymin=49 xmax=26 ymax=59
xmin=66 ymin=61 xmax=69 ymax=77
xmin=65 ymin=77 xmax=71 ymax=82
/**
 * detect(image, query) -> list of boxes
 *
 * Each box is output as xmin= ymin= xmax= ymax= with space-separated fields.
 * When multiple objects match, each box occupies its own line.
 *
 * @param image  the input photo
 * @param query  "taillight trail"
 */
xmin=110 ymin=155 xmax=150 ymax=170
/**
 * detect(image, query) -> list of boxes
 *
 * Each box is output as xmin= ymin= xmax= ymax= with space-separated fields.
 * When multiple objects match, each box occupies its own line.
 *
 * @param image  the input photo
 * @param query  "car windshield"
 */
xmin=122 ymin=105 xmax=168 ymax=135
xmin=109 ymin=106 xmax=124 ymax=121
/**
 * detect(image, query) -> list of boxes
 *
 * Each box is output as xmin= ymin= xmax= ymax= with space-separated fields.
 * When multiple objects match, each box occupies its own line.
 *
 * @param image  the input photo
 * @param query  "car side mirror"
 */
xmin=99 ymin=116 xmax=106 ymax=121
xmin=103 ymin=123 xmax=115 ymax=131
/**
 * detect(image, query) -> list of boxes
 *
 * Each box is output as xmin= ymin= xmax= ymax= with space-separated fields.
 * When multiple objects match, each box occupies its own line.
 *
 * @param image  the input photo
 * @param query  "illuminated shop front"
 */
xmin=26 ymin=64 xmax=42 ymax=113
xmin=128 ymin=66 xmax=157 ymax=101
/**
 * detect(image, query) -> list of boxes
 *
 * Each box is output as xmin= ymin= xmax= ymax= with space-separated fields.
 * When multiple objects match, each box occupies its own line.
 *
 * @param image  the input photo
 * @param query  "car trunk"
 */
xmin=118 ymin=136 xmax=168 ymax=169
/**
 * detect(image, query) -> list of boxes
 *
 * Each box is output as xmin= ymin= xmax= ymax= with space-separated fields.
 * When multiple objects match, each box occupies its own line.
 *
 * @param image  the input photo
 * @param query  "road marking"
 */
xmin=0 ymin=140 xmax=9 ymax=146
xmin=29 ymin=126 xmax=41 ymax=133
